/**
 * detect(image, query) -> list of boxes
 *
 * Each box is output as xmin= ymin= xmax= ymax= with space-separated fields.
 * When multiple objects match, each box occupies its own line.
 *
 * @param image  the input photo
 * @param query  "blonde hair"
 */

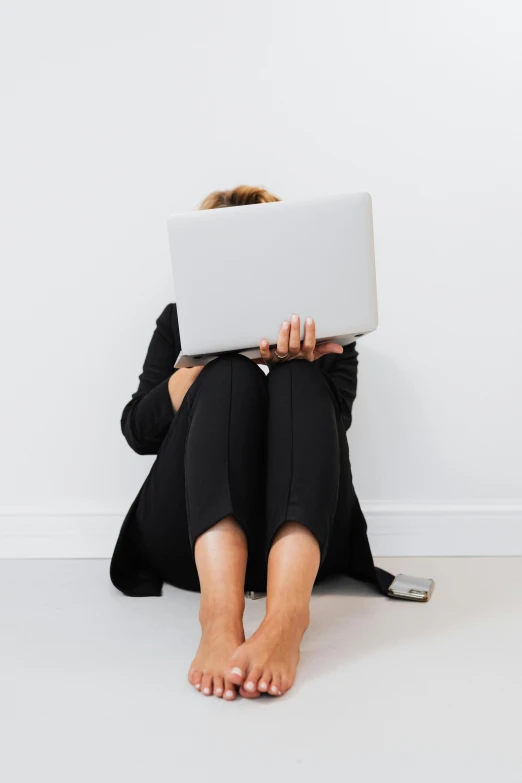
xmin=199 ymin=184 xmax=280 ymax=210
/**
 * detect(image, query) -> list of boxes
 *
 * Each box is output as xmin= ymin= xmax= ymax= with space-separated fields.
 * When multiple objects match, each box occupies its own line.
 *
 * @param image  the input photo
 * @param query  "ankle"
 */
xmin=198 ymin=597 xmax=245 ymax=630
xmin=264 ymin=603 xmax=310 ymax=632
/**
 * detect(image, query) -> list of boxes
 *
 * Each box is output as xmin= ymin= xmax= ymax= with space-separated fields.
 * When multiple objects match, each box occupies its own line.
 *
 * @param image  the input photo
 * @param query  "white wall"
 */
xmin=1 ymin=0 xmax=521 ymax=556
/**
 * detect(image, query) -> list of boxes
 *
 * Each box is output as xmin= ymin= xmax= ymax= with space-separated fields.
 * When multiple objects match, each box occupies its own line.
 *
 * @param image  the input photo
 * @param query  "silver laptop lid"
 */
xmin=167 ymin=192 xmax=377 ymax=357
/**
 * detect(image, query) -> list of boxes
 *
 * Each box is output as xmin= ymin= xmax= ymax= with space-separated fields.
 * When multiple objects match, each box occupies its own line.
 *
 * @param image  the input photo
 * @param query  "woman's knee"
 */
xmin=267 ymin=358 xmax=340 ymax=426
xmin=200 ymin=353 xmax=266 ymax=394
xmin=267 ymin=358 xmax=329 ymax=396
xmin=187 ymin=353 xmax=267 ymax=427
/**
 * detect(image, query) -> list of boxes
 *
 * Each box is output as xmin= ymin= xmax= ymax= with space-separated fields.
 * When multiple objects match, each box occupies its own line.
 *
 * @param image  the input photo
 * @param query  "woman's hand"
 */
xmin=168 ymin=366 xmax=204 ymax=412
xmin=258 ymin=314 xmax=343 ymax=368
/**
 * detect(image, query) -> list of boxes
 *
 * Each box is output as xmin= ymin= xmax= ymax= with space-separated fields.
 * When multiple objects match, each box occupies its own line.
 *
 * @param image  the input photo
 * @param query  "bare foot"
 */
xmin=189 ymin=615 xmax=245 ymax=700
xmin=225 ymin=607 xmax=310 ymax=698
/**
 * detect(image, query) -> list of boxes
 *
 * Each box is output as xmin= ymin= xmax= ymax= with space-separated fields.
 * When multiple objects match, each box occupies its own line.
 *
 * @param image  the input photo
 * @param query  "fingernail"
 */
xmin=282 ymin=321 xmax=289 ymax=329
xmin=261 ymin=339 xmax=268 ymax=347
xmin=231 ymin=667 xmax=243 ymax=677
xmin=292 ymin=313 xmax=298 ymax=323
xmin=225 ymin=690 xmax=235 ymax=699
xmin=306 ymin=317 xmax=313 ymax=325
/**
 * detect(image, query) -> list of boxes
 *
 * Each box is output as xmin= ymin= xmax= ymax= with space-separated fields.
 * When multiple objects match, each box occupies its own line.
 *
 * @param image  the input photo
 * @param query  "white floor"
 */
xmin=2 ymin=557 xmax=522 ymax=782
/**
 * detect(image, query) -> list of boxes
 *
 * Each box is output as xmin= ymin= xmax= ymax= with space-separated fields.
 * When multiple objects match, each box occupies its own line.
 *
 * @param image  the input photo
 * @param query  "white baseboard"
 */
xmin=0 ymin=504 xmax=521 ymax=558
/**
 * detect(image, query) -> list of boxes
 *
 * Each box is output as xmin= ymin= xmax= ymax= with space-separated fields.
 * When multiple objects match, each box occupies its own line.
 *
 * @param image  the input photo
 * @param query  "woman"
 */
xmin=110 ymin=185 xmax=389 ymax=702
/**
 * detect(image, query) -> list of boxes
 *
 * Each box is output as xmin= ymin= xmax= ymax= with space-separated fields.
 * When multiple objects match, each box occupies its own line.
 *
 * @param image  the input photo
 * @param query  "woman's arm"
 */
xmin=316 ymin=341 xmax=359 ymax=431
xmin=121 ymin=303 xmax=191 ymax=455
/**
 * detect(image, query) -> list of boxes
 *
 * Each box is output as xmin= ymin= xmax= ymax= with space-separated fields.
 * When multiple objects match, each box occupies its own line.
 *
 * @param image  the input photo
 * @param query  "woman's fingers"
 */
xmin=260 ymin=317 xmax=342 ymax=366
xmin=302 ymin=317 xmax=316 ymax=360
xmin=288 ymin=314 xmax=301 ymax=357
xmin=259 ymin=321 xmax=290 ymax=366
xmin=259 ymin=339 xmax=271 ymax=363
xmin=276 ymin=320 xmax=290 ymax=357
xmin=313 ymin=341 xmax=344 ymax=358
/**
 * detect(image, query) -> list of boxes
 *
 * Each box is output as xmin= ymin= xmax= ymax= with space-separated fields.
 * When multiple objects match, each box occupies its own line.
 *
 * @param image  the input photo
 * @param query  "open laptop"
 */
xmin=167 ymin=192 xmax=378 ymax=368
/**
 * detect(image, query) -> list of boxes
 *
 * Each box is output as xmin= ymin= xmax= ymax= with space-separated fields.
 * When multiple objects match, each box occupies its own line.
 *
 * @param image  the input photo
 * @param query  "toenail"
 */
xmin=203 ymin=688 xmax=210 ymax=694
xmin=259 ymin=682 xmax=267 ymax=690
xmin=278 ymin=690 xmax=282 ymax=696
xmin=245 ymin=681 xmax=255 ymax=691
xmin=271 ymin=686 xmax=277 ymax=693
xmin=215 ymin=688 xmax=223 ymax=695
xmin=195 ymin=683 xmax=200 ymax=689
xmin=231 ymin=667 xmax=243 ymax=676
xmin=225 ymin=690 xmax=234 ymax=699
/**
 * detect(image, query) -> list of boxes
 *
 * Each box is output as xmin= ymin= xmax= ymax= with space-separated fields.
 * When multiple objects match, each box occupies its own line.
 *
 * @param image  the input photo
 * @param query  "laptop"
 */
xmin=167 ymin=192 xmax=378 ymax=368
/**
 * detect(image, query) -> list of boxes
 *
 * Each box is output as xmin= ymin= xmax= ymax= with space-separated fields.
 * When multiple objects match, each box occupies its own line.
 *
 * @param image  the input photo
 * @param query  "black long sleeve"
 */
xmin=121 ymin=303 xmax=181 ymax=455
xmin=316 ymin=341 xmax=358 ymax=431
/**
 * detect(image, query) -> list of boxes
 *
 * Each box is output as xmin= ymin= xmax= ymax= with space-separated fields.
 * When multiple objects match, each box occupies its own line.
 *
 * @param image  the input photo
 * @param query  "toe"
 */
xmin=228 ymin=667 xmax=244 ymax=686
xmin=223 ymin=680 xmax=237 ymax=701
xmin=269 ymin=674 xmax=282 ymax=697
xmin=191 ymin=670 xmax=203 ymax=691
xmin=201 ymin=673 xmax=213 ymax=696
xmin=226 ymin=651 xmax=249 ymax=686
xmin=214 ymin=676 xmax=224 ymax=698
xmin=258 ymin=671 xmax=271 ymax=693
xmin=239 ymin=684 xmax=261 ymax=698
xmin=243 ymin=666 xmax=263 ymax=694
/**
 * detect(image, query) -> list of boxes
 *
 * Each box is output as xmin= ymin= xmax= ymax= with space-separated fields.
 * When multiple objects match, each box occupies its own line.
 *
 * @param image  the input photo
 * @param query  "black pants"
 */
xmin=125 ymin=353 xmax=353 ymax=594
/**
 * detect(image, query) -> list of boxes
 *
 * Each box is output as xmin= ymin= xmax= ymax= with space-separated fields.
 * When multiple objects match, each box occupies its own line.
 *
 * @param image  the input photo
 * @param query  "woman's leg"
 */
xmin=226 ymin=520 xmax=320 ymax=699
xmin=188 ymin=515 xmax=248 ymax=701
xmin=225 ymin=359 xmax=341 ymax=697
xmin=183 ymin=354 xmax=268 ymax=698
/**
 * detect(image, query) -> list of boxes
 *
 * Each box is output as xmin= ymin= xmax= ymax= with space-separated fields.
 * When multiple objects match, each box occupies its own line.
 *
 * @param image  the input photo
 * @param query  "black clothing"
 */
xmin=110 ymin=303 xmax=389 ymax=597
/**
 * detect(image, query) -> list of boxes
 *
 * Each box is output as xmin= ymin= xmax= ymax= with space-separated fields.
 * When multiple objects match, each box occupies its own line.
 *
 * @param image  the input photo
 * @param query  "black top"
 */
xmin=121 ymin=303 xmax=359 ymax=455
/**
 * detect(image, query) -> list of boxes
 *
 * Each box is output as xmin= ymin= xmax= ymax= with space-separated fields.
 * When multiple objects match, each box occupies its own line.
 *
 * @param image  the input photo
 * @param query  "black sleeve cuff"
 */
xmin=132 ymin=376 xmax=175 ymax=441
